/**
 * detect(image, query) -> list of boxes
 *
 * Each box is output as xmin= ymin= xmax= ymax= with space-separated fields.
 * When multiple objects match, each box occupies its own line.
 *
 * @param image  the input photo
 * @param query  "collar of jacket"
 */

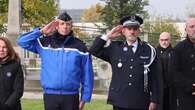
xmin=186 ymin=36 xmax=195 ymax=48
xmin=0 ymin=57 xmax=12 ymax=65
xmin=157 ymin=45 xmax=172 ymax=52
xmin=123 ymin=37 xmax=143 ymax=46
xmin=51 ymin=31 xmax=75 ymax=45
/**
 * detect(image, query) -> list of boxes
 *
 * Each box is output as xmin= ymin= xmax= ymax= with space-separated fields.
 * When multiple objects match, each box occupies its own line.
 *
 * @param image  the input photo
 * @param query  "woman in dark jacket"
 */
xmin=0 ymin=37 xmax=24 ymax=110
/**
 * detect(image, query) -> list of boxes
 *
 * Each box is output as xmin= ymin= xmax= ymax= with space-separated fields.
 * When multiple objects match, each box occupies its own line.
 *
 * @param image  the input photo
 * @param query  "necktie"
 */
xmin=129 ymin=45 xmax=134 ymax=54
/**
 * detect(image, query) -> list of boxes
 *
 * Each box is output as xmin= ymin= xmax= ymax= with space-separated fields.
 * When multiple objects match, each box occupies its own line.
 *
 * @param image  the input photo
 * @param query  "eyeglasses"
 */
xmin=160 ymin=39 xmax=169 ymax=41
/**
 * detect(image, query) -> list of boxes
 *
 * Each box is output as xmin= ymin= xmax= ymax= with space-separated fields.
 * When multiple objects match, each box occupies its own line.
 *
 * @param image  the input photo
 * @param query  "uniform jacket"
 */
xmin=156 ymin=45 xmax=177 ymax=110
xmin=172 ymin=37 xmax=195 ymax=110
xmin=90 ymin=37 xmax=159 ymax=109
xmin=17 ymin=28 xmax=94 ymax=102
xmin=0 ymin=59 xmax=24 ymax=110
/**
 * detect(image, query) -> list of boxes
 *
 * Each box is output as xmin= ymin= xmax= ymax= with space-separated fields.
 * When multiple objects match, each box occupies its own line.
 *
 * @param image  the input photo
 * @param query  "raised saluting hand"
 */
xmin=40 ymin=20 xmax=59 ymax=35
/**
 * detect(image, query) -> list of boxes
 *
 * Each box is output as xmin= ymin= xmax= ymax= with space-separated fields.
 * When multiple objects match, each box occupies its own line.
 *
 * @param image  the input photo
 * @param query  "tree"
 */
xmin=72 ymin=27 xmax=89 ymax=39
xmin=0 ymin=0 xmax=8 ymax=34
xmin=143 ymin=17 xmax=181 ymax=46
xmin=81 ymin=3 xmax=103 ymax=22
xmin=100 ymin=0 xmax=149 ymax=31
xmin=0 ymin=0 xmax=8 ymax=25
xmin=22 ymin=0 xmax=58 ymax=27
xmin=0 ymin=0 xmax=57 ymax=27
xmin=72 ymin=27 xmax=93 ymax=48
xmin=0 ymin=0 xmax=8 ymax=15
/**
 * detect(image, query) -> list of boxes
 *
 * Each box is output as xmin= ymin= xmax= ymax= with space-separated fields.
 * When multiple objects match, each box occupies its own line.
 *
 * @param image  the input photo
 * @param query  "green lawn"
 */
xmin=22 ymin=99 xmax=44 ymax=110
xmin=22 ymin=99 xmax=112 ymax=110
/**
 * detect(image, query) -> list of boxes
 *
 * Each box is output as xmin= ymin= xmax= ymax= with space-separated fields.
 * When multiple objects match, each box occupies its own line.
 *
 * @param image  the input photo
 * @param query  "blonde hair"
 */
xmin=0 ymin=37 xmax=20 ymax=61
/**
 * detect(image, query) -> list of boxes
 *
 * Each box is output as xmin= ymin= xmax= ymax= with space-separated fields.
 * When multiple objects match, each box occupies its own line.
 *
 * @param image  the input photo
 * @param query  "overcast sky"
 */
xmin=60 ymin=0 xmax=195 ymax=19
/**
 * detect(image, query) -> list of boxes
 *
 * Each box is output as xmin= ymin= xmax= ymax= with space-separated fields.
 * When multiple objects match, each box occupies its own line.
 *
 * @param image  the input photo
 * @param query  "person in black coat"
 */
xmin=90 ymin=15 xmax=159 ymax=110
xmin=171 ymin=17 xmax=195 ymax=110
xmin=0 ymin=37 xmax=24 ymax=110
xmin=156 ymin=32 xmax=177 ymax=110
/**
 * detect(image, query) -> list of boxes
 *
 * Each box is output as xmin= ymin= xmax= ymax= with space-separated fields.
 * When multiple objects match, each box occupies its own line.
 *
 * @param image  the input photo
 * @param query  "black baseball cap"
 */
xmin=57 ymin=11 xmax=72 ymax=22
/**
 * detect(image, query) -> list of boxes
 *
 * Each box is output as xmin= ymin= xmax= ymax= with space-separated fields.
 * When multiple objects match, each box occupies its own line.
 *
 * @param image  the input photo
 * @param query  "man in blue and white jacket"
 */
xmin=17 ymin=12 xmax=94 ymax=110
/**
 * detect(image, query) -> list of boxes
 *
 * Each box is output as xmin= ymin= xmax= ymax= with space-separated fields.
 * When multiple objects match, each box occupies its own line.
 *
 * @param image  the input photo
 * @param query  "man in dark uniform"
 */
xmin=156 ymin=32 xmax=177 ymax=110
xmin=90 ymin=15 xmax=159 ymax=110
xmin=172 ymin=17 xmax=195 ymax=110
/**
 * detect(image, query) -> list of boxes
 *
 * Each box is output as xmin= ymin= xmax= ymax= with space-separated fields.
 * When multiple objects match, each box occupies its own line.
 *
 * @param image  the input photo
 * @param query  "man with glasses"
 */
xmin=156 ymin=32 xmax=177 ymax=110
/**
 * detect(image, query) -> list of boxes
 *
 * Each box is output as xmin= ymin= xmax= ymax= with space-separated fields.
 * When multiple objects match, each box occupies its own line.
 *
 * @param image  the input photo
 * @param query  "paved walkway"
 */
xmin=22 ymin=92 xmax=107 ymax=100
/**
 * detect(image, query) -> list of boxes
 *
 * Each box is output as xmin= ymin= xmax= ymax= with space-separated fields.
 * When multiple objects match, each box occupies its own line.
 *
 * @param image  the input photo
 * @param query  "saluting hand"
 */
xmin=40 ymin=20 xmax=59 ymax=35
xmin=192 ymin=84 xmax=195 ymax=95
xmin=106 ymin=25 xmax=123 ymax=40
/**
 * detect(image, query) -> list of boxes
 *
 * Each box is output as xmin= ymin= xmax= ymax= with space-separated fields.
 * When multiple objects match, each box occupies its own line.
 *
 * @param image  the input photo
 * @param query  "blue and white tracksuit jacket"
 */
xmin=17 ymin=28 xmax=94 ymax=102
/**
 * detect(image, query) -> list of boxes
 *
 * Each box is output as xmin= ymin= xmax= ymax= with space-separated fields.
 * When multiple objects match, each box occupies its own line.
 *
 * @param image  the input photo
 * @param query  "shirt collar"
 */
xmin=126 ymin=40 xmax=138 ymax=53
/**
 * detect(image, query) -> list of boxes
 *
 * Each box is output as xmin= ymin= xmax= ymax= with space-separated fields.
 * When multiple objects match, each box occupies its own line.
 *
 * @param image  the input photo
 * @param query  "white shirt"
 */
xmin=127 ymin=40 xmax=138 ymax=53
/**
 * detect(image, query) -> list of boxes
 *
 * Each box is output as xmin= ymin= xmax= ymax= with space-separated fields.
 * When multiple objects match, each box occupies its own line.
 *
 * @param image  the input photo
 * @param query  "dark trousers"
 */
xmin=163 ymin=88 xmax=170 ymax=110
xmin=162 ymin=87 xmax=177 ymax=110
xmin=44 ymin=94 xmax=79 ymax=110
xmin=113 ymin=106 xmax=147 ymax=110
xmin=0 ymin=102 xmax=21 ymax=110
